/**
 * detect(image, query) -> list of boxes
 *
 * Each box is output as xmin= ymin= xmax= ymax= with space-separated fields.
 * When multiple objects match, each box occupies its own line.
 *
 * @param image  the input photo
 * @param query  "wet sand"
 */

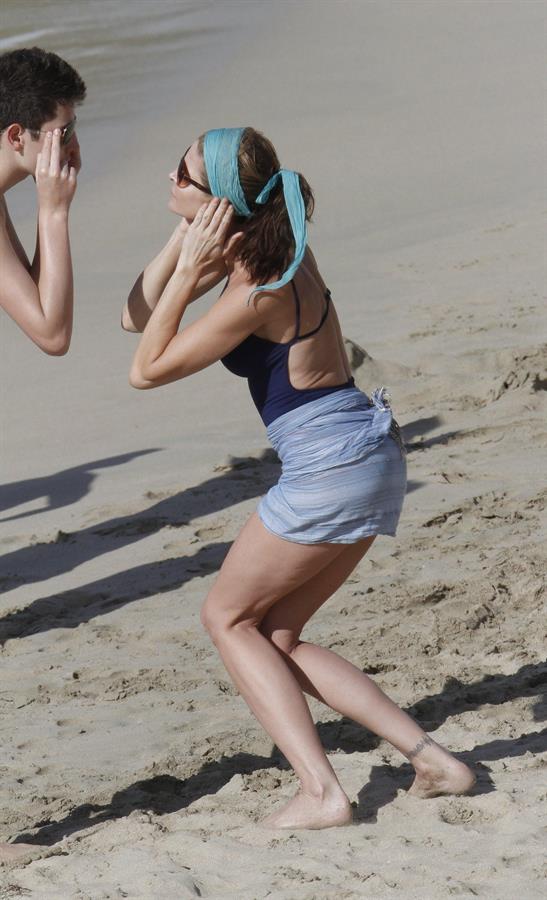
xmin=1 ymin=1 xmax=546 ymax=897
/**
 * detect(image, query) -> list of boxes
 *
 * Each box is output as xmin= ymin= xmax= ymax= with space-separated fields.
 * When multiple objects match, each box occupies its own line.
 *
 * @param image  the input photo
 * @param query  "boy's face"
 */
xmin=12 ymin=103 xmax=81 ymax=174
xmin=35 ymin=104 xmax=81 ymax=171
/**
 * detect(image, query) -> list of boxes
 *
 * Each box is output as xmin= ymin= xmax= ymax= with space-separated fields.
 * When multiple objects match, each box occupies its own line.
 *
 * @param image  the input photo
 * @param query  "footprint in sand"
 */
xmin=194 ymin=524 xmax=227 ymax=541
xmin=483 ymin=222 xmax=515 ymax=233
xmin=454 ymin=258 xmax=482 ymax=269
xmin=488 ymin=344 xmax=547 ymax=402
xmin=438 ymin=794 xmax=514 ymax=827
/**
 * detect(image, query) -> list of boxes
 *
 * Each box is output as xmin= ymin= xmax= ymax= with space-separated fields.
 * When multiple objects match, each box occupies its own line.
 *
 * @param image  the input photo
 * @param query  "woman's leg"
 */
xmin=200 ymin=514 xmax=355 ymax=828
xmin=259 ymin=539 xmax=475 ymax=800
xmin=201 ymin=513 xmax=473 ymax=829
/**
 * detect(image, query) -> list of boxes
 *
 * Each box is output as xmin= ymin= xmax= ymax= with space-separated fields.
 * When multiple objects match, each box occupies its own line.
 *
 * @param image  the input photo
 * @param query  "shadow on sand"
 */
xmin=0 ymin=450 xmax=280 ymax=594
xmin=0 ymin=541 xmax=231 ymax=643
xmin=12 ymin=660 xmax=546 ymax=846
xmin=0 ymin=450 xmax=161 ymax=523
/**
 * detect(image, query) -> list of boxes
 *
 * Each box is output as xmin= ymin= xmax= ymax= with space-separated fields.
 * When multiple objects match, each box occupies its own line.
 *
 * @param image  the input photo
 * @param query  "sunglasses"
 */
xmin=176 ymin=147 xmax=211 ymax=194
xmin=34 ymin=116 xmax=77 ymax=146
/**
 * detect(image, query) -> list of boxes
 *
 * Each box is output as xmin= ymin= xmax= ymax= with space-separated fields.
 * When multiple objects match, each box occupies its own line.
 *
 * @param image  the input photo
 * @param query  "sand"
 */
xmin=1 ymin=1 xmax=546 ymax=898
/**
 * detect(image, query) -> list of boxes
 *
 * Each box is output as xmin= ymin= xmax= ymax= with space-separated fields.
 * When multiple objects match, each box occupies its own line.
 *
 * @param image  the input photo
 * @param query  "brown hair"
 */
xmin=198 ymin=128 xmax=314 ymax=286
xmin=0 ymin=47 xmax=86 ymax=133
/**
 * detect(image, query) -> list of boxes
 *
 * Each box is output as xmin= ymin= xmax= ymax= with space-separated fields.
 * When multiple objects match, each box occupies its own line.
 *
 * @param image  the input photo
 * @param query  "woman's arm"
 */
xmin=121 ymin=220 xmax=228 ymax=332
xmin=130 ymin=198 xmax=254 ymax=389
xmin=0 ymin=131 xmax=77 ymax=355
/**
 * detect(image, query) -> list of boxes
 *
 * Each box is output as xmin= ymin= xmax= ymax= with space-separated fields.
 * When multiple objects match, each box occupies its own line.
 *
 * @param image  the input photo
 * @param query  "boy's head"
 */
xmin=0 ymin=47 xmax=86 ymax=135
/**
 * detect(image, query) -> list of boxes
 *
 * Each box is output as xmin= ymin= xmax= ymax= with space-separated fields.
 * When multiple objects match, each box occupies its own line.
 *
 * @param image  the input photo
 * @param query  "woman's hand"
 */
xmin=176 ymin=197 xmax=242 ymax=278
xmin=35 ymin=130 xmax=77 ymax=213
xmin=176 ymin=216 xmax=190 ymax=240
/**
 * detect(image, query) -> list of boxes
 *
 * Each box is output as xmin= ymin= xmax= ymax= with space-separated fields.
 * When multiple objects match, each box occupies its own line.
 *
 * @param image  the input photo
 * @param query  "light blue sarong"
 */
xmin=258 ymin=387 xmax=407 ymax=544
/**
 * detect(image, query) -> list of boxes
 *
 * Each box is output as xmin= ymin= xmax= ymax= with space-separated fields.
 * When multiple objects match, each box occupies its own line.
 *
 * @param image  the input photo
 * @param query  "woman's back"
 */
xmin=222 ymin=249 xmax=354 ymax=426
xmin=253 ymin=250 xmax=352 ymax=388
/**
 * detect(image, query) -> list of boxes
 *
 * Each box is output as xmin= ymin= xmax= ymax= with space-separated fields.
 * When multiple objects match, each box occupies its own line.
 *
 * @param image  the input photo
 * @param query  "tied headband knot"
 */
xmin=255 ymin=169 xmax=283 ymax=205
xmin=203 ymin=128 xmax=308 ymax=295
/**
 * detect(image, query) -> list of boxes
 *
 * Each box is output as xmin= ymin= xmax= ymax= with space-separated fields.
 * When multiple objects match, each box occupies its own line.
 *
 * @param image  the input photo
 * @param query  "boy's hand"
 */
xmin=35 ymin=130 xmax=77 ymax=212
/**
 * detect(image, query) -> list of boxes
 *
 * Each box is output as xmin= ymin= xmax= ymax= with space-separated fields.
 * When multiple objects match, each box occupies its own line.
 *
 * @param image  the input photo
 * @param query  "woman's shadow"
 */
xmin=352 ymin=662 xmax=547 ymax=821
xmin=11 ymin=660 xmax=546 ymax=846
xmin=0 ymin=450 xmax=280 ymax=595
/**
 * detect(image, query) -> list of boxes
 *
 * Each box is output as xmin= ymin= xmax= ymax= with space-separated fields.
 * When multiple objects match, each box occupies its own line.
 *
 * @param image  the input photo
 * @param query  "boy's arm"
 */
xmin=0 ymin=130 xmax=77 ymax=355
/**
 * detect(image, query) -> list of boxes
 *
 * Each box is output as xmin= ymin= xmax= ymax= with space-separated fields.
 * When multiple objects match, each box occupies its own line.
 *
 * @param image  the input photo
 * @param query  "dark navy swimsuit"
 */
xmin=221 ymin=281 xmax=355 ymax=426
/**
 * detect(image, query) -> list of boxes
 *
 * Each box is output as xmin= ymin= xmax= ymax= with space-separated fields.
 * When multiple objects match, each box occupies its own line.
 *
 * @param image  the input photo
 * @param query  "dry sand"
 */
xmin=1 ymin=1 xmax=546 ymax=898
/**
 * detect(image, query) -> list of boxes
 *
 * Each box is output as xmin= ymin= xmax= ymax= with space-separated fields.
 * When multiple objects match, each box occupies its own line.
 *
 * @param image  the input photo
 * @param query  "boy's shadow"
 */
xmin=0 ymin=450 xmax=160 ymax=523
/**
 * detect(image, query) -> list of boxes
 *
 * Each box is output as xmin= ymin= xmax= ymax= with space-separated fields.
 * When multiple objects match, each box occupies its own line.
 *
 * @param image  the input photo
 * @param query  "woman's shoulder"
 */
xmin=217 ymin=266 xmax=288 ymax=313
xmin=299 ymin=246 xmax=328 ymax=291
xmin=213 ymin=247 xmax=328 ymax=335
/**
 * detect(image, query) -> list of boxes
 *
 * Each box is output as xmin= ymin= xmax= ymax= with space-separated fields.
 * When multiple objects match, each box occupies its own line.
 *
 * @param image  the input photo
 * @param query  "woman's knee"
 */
xmin=200 ymin=592 xmax=258 ymax=645
xmin=200 ymin=596 xmax=225 ymax=643
xmin=200 ymin=589 xmax=223 ymax=640
xmin=260 ymin=619 xmax=301 ymax=656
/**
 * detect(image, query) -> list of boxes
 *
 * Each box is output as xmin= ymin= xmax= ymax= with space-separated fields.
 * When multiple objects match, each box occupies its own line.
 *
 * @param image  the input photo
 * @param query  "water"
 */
xmin=1 ymin=0 xmax=273 ymax=208
xmin=2 ymin=1 xmax=220 ymax=116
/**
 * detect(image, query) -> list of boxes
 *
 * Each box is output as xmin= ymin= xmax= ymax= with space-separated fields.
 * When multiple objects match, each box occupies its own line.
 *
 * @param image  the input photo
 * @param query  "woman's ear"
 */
xmin=223 ymin=231 xmax=244 ymax=262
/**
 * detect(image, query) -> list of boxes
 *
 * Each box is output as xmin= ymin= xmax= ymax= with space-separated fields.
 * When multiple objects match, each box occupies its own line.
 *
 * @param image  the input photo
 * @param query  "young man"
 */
xmin=0 ymin=47 xmax=86 ymax=354
xmin=0 ymin=48 xmax=85 ymax=861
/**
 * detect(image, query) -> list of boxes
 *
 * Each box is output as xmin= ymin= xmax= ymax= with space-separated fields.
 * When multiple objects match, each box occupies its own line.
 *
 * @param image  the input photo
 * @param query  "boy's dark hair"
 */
xmin=0 ymin=47 xmax=86 ymax=134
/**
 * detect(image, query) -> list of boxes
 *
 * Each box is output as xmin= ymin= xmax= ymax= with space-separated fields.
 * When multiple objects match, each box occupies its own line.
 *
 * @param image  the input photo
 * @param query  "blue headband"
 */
xmin=202 ymin=127 xmax=307 ymax=296
xmin=203 ymin=128 xmax=251 ymax=218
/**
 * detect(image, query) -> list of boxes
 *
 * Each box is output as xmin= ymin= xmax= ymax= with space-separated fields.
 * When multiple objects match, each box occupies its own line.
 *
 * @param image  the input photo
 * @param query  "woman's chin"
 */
xmin=167 ymin=198 xmax=194 ymax=222
xmin=168 ymin=195 xmax=186 ymax=214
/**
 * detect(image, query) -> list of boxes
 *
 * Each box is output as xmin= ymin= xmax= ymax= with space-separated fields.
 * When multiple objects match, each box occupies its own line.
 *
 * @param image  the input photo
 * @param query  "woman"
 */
xmin=124 ymin=127 xmax=474 ymax=829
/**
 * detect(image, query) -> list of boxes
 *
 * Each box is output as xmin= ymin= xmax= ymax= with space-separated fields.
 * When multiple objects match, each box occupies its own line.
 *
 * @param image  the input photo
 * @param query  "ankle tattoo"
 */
xmin=407 ymin=735 xmax=434 ymax=760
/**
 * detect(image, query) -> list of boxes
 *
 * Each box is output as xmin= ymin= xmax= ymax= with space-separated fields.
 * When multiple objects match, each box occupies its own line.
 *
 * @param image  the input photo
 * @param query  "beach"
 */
xmin=1 ymin=1 xmax=546 ymax=897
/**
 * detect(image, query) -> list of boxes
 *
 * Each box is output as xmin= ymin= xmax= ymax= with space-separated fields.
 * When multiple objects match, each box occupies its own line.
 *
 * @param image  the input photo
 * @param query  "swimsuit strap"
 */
xmin=291 ymin=281 xmax=331 ymax=342
xmin=290 ymin=280 xmax=302 ymax=342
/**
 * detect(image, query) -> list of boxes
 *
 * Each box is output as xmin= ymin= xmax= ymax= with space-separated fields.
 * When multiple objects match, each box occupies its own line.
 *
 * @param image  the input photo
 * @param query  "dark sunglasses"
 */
xmin=35 ymin=116 xmax=77 ymax=146
xmin=176 ymin=147 xmax=211 ymax=194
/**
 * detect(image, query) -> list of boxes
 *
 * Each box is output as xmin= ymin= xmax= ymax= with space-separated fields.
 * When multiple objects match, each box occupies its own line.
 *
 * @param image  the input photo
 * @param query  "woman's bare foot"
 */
xmin=407 ymin=738 xmax=476 ymax=798
xmin=0 ymin=841 xmax=44 ymax=863
xmin=409 ymin=759 xmax=475 ymax=798
xmin=261 ymin=787 xmax=352 ymax=830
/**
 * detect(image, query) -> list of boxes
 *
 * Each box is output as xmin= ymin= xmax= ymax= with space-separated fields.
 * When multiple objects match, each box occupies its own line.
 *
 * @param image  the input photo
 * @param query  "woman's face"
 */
xmin=168 ymin=140 xmax=212 ymax=221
